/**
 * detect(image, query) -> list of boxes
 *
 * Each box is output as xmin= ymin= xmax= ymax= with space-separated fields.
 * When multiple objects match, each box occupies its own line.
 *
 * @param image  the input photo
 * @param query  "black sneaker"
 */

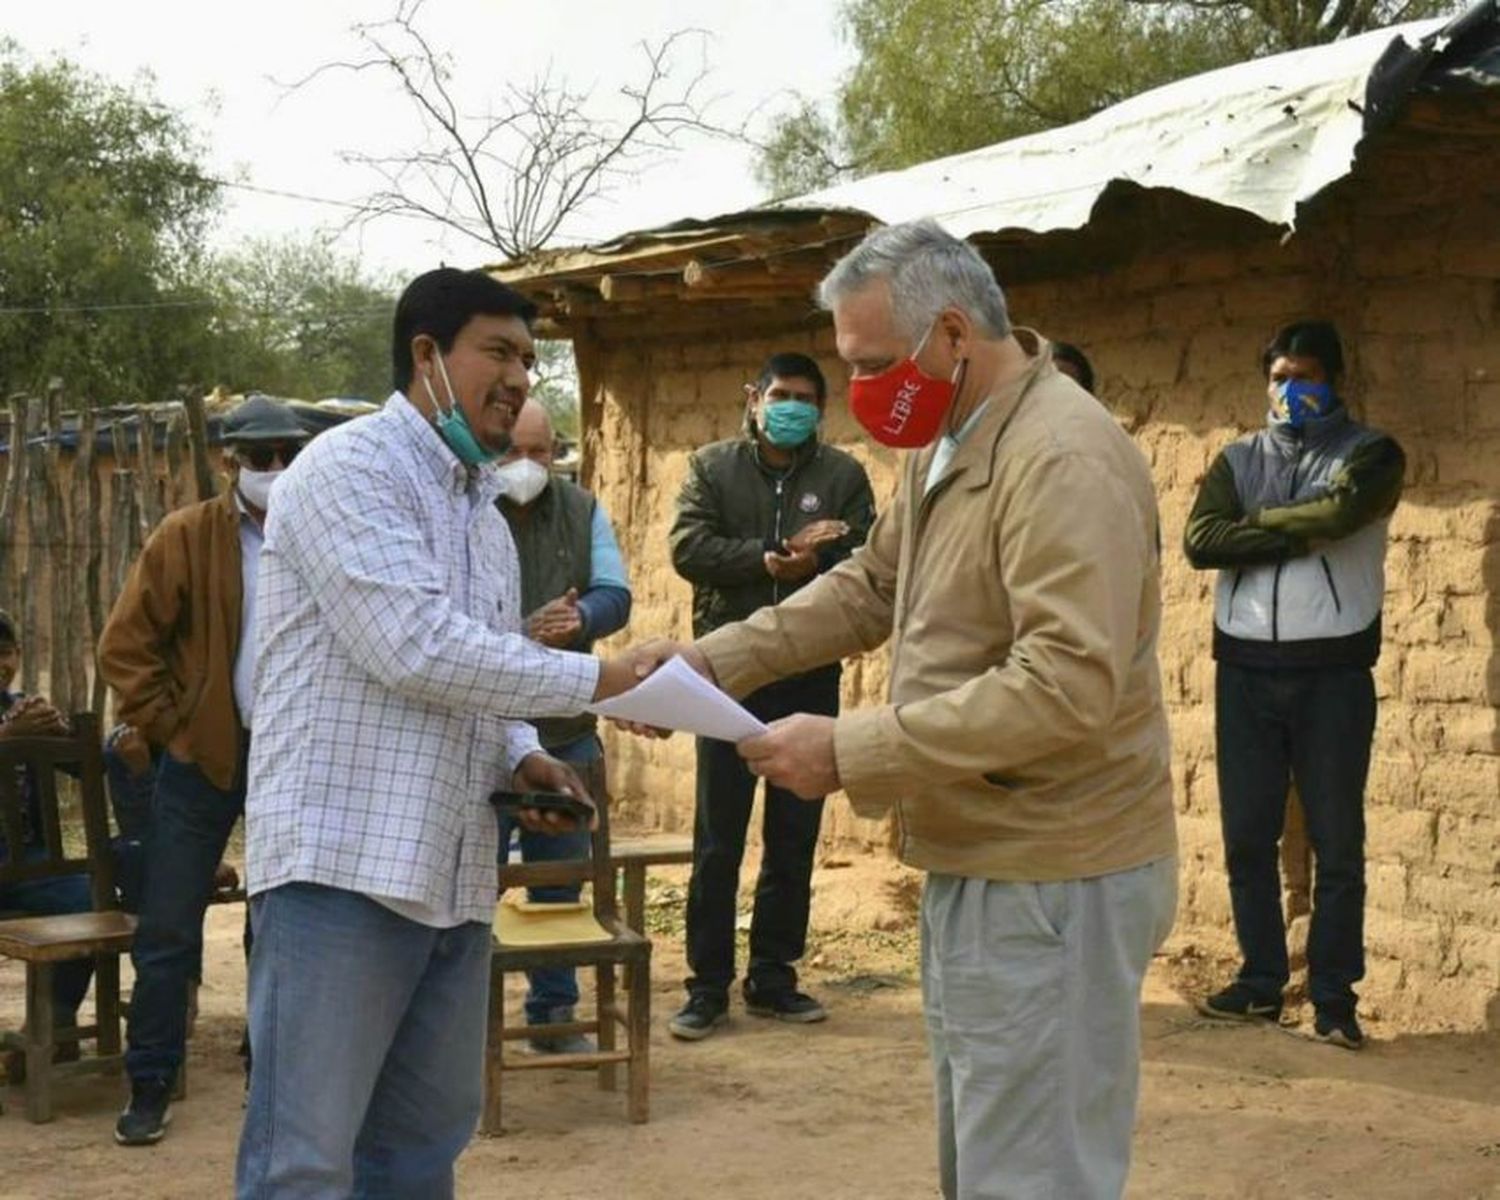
xmin=1313 ymin=1010 xmax=1365 ymax=1050
xmin=744 ymin=987 xmax=828 ymax=1024
xmin=1194 ymin=983 xmax=1283 ymax=1024
xmin=668 ymin=993 xmax=728 ymax=1041
xmin=115 ymin=1077 xmax=173 ymax=1146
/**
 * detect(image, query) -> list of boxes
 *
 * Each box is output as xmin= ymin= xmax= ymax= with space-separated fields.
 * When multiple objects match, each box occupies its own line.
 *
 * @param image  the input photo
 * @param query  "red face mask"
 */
xmin=847 ymin=324 xmax=961 ymax=449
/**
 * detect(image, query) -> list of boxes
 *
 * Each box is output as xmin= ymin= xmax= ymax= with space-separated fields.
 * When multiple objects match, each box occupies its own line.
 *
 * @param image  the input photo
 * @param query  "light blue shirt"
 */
xmin=232 ymin=493 xmax=265 ymax=728
xmin=925 ymin=401 xmax=992 ymax=494
xmin=588 ymin=503 xmax=629 ymax=589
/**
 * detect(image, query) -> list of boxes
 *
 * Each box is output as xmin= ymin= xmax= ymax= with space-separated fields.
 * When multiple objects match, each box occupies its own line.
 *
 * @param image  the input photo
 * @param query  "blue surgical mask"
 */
xmin=761 ymin=399 xmax=821 ymax=448
xmin=422 ymin=352 xmax=502 ymax=467
xmin=1269 ymin=379 xmax=1336 ymax=431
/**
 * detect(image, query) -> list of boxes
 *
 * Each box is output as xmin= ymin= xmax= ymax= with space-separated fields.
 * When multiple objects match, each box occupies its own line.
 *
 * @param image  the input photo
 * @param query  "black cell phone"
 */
xmin=488 ymin=789 xmax=594 ymax=821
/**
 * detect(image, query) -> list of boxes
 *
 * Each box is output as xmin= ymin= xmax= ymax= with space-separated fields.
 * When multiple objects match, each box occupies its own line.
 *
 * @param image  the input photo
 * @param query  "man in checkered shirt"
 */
xmin=235 ymin=269 xmax=646 ymax=1198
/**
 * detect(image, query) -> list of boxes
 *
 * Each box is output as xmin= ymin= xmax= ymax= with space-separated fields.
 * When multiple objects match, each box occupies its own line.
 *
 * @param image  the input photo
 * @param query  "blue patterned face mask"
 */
xmin=1269 ymin=379 xmax=1335 ymax=431
xmin=760 ymin=399 xmax=821 ymax=448
xmin=422 ymin=351 xmax=502 ymax=467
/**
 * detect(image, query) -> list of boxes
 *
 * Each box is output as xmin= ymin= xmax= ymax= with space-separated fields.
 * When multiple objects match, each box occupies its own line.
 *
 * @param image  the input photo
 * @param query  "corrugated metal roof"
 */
xmin=777 ymin=19 xmax=1448 ymax=238
xmin=495 ymin=7 xmax=1498 ymax=287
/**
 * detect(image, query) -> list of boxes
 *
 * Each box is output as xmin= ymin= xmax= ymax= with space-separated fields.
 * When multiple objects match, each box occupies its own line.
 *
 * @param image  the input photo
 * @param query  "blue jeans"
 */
xmin=1215 ymin=664 xmax=1374 ymax=1016
xmin=497 ymin=734 xmax=599 ymax=1025
xmin=125 ymin=750 xmax=244 ymax=1083
xmin=0 ymin=858 xmax=93 ymax=1024
xmin=235 ymin=883 xmax=492 ymax=1199
xmin=102 ymin=728 xmax=157 ymax=839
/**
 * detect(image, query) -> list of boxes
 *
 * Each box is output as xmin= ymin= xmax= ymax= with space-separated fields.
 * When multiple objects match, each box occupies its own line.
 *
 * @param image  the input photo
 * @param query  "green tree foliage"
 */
xmin=530 ymin=339 xmax=581 ymax=442
xmin=0 ymin=44 xmax=219 ymax=403
xmin=205 ymin=235 xmax=397 ymax=401
xmin=756 ymin=0 xmax=1458 ymax=196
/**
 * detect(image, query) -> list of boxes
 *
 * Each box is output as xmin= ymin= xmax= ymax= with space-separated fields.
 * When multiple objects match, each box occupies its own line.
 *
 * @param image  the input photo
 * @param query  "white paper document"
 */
xmin=588 ymin=655 xmax=768 ymax=743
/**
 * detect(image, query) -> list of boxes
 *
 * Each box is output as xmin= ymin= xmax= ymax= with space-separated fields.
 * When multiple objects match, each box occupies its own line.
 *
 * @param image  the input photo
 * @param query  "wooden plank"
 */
xmin=164 ymin=407 xmax=187 ymax=511
xmin=75 ymin=408 xmax=104 ymax=716
xmin=0 ymin=395 xmax=28 ymax=616
xmin=109 ymin=471 xmax=141 ymax=605
xmin=44 ymin=386 xmax=72 ymax=714
xmin=598 ymin=273 xmax=683 ymax=303
xmin=497 ymin=1049 xmax=630 ymax=1072
xmin=181 ymin=391 xmax=217 ymax=502
xmin=136 ymin=405 xmax=163 ymax=534
xmin=23 ymin=963 xmax=56 ymax=1122
xmin=482 ymin=960 xmax=506 ymax=1135
xmin=627 ymin=941 xmax=651 ymax=1123
xmin=21 ymin=397 xmax=46 ymax=697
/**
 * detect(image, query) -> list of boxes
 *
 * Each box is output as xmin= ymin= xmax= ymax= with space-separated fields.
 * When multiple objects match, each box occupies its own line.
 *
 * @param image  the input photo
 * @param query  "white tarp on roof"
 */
xmin=768 ymin=19 xmax=1445 ymax=238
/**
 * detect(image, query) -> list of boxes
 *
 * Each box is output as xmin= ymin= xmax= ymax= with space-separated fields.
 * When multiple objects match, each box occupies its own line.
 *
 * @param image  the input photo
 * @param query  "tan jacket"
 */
xmin=99 ymin=491 xmax=245 ymax=790
xmin=698 ymin=333 xmax=1177 ymax=882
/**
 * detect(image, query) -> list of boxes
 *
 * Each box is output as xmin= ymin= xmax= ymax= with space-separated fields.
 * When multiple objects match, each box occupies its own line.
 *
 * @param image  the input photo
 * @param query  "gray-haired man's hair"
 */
xmin=818 ymin=218 xmax=1011 ymax=341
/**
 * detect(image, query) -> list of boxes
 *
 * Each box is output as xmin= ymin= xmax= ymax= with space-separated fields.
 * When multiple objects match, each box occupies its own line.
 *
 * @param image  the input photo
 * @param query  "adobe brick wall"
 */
xmin=580 ymin=141 xmax=1499 ymax=1030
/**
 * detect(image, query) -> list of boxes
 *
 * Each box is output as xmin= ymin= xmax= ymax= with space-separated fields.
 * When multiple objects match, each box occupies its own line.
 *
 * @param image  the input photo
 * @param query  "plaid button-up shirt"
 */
xmin=244 ymin=394 xmax=600 ymax=924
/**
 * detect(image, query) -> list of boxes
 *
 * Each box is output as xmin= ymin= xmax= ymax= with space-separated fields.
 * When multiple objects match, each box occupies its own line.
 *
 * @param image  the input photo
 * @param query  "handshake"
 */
xmin=588 ymin=640 xmax=840 ymax=803
xmin=590 ymin=639 xmax=713 ymax=725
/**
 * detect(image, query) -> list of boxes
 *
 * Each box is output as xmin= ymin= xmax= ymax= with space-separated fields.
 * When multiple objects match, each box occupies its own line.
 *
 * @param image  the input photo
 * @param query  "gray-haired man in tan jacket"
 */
xmin=630 ymin=219 xmax=1178 ymax=1200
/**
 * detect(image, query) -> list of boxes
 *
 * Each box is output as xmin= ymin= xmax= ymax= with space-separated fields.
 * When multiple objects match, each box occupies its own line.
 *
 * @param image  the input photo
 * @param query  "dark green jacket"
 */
xmin=670 ymin=432 xmax=876 ymax=639
xmin=500 ymin=478 xmax=630 ymax=748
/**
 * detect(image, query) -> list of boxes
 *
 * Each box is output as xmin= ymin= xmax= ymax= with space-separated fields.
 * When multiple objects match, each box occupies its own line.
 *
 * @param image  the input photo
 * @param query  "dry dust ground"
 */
xmin=2 ymin=855 xmax=1497 ymax=1199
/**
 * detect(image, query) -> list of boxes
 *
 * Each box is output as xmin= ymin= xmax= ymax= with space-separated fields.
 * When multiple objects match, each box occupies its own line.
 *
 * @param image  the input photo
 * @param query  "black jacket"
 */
xmin=670 ymin=432 xmax=875 ymax=639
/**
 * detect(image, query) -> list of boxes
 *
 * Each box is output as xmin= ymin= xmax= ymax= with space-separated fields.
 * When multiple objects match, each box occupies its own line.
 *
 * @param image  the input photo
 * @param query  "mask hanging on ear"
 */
xmin=422 ymin=351 xmax=500 ymax=466
xmin=846 ymin=321 xmax=963 ymax=449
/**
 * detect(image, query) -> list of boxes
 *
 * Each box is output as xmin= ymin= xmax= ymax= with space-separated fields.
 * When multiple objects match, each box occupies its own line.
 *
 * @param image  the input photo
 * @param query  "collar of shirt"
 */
xmin=926 ymin=399 xmax=993 ymax=493
xmin=232 ymin=488 xmax=264 ymax=533
xmin=388 ymin=391 xmax=503 ymax=505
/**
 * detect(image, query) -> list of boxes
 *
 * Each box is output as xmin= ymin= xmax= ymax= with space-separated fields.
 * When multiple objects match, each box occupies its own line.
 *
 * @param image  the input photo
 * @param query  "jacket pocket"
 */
xmin=1319 ymin=556 xmax=1343 ymax=614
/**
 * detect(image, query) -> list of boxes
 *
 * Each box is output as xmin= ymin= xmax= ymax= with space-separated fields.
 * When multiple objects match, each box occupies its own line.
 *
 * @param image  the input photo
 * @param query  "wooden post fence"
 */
xmin=0 ymin=395 xmax=28 ymax=621
xmin=182 ymin=390 xmax=217 ymax=502
xmin=20 ymin=399 xmax=46 ymax=696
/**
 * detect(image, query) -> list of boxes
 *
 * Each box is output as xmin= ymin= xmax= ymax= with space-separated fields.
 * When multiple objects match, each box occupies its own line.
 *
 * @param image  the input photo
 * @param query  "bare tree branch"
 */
xmin=289 ymin=2 xmax=728 ymax=258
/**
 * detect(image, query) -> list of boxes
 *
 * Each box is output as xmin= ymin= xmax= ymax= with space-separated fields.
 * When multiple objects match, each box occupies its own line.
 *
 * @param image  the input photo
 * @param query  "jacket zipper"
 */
xmin=1319 ymin=555 xmax=1342 ymax=613
xmin=1269 ymin=449 xmax=1304 ymax=642
xmin=772 ymin=476 xmax=786 ymax=604
xmin=1227 ymin=569 xmax=1244 ymax=622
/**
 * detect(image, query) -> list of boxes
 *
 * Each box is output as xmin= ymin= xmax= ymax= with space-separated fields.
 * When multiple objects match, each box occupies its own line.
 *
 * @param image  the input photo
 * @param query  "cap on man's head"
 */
xmin=0 ymin=608 xmax=17 ymax=646
xmin=222 ymin=395 xmax=309 ymax=444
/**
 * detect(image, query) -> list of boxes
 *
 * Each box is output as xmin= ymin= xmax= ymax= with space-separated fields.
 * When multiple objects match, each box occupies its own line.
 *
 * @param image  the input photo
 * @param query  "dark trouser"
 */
xmin=685 ymin=668 xmax=839 ymax=1001
xmin=497 ymin=733 xmax=603 ymax=1025
xmin=125 ymin=748 xmax=246 ymax=1084
xmin=0 ymin=859 xmax=94 ymax=1025
xmin=1215 ymin=662 xmax=1374 ymax=1017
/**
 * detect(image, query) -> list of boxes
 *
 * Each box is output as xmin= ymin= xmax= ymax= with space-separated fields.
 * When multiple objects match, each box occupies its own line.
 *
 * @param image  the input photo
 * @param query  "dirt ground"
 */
xmin=2 ymin=853 xmax=1497 ymax=1200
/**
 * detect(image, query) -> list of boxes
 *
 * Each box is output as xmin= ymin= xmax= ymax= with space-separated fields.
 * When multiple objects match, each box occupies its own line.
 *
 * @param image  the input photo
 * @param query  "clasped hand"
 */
xmin=598 ymin=642 xmax=839 ymax=801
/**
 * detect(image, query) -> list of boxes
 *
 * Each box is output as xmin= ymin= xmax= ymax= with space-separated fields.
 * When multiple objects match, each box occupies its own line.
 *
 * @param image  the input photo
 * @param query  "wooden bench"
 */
xmin=497 ymin=835 xmax=693 ymax=935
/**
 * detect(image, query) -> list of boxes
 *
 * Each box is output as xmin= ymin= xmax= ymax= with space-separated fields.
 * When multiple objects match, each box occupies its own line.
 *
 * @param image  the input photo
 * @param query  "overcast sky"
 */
xmin=7 ymin=0 xmax=852 ymax=278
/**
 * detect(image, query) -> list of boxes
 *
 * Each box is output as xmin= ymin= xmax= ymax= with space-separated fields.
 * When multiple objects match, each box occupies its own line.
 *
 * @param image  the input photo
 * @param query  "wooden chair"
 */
xmin=0 ymin=711 xmax=136 ymax=1122
xmin=484 ymin=788 xmax=651 ymax=1134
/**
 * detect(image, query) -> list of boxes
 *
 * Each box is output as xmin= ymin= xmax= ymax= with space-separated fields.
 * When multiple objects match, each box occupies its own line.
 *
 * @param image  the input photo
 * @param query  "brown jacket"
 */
xmin=698 ymin=333 xmax=1177 ymax=882
xmin=98 ymin=491 xmax=245 ymax=790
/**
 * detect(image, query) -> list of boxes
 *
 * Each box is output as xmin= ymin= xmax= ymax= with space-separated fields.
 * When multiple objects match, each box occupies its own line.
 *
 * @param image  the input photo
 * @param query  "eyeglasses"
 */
xmin=235 ymin=443 xmax=301 ymax=471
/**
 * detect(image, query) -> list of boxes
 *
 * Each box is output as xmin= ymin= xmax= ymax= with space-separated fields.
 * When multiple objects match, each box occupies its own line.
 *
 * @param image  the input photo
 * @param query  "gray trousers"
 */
xmin=922 ymin=856 xmax=1178 ymax=1200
